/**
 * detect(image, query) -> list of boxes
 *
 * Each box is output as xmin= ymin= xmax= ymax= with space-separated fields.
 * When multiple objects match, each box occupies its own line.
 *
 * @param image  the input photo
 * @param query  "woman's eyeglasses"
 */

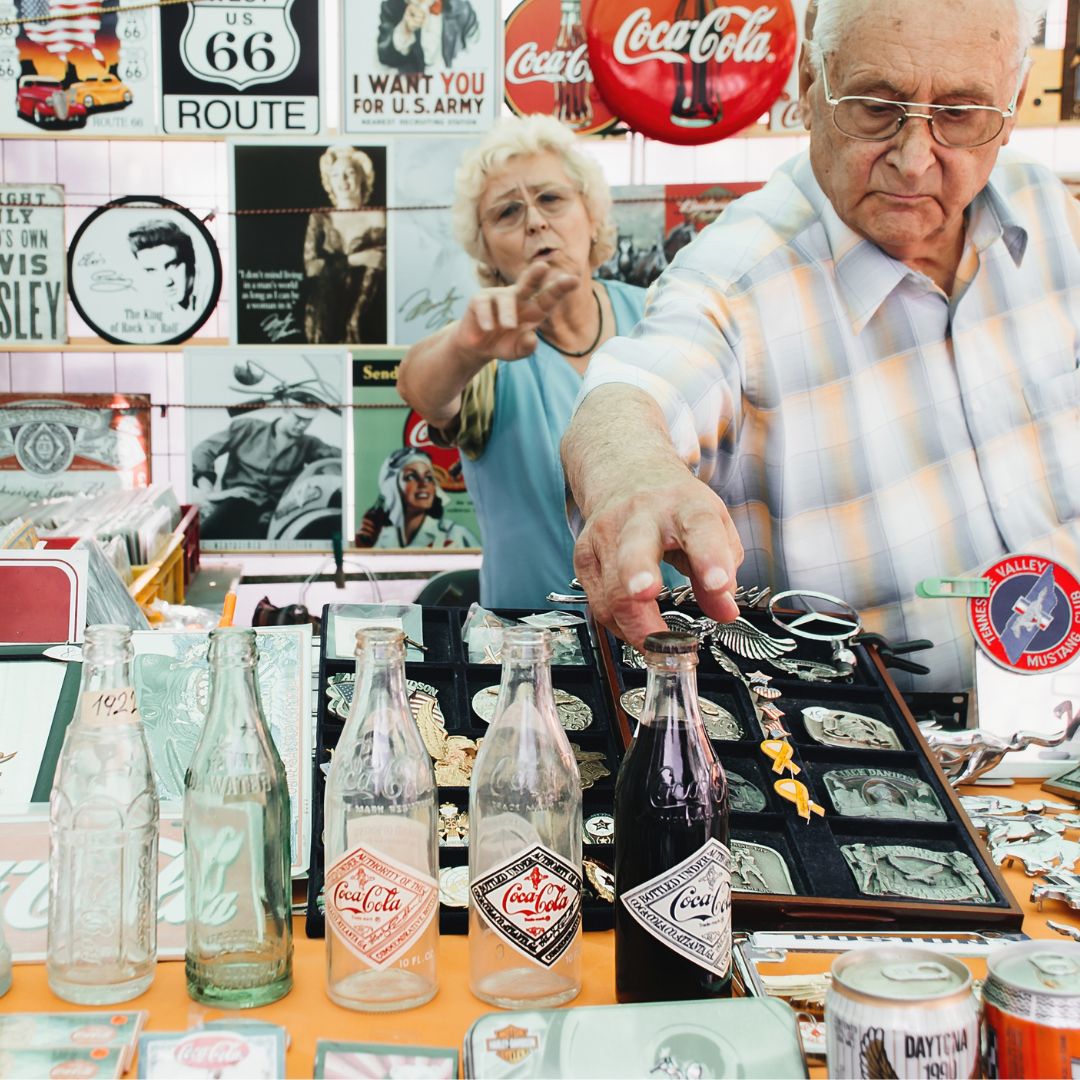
xmin=482 ymin=185 xmax=579 ymax=231
xmin=820 ymin=60 xmax=1021 ymax=149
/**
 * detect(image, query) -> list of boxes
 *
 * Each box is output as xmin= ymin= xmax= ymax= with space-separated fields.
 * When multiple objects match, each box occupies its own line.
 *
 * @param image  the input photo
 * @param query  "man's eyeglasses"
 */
xmin=482 ymin=185 xmax=579 ymax=232
xmin=820 ymin=60 xmax=1022 ymax=149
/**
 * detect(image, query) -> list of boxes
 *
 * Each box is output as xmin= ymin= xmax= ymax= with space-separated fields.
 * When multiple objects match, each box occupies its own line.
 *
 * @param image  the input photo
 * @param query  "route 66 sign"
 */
xmin=180 ymin=0 xmax=299 ymax=89
xmin=160 ymin=0 xmax=321 ymax=134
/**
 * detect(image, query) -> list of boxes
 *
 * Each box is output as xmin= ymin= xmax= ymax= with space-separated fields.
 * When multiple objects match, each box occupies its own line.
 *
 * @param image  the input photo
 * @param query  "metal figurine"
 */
xmin=1031 ymin=870 xmax=1080 ymax=913
xmin=619 ymin=687 xmax=741 ymax=740
xmin=1047 ymin=919 xmax=1080 ymax=942
xmin=437 ymin=802 xmax=469 ymax=847
xmin=920 ymin=726 xmax=1068 ymax=787
xmin=803 ymin=707 xmax=902 ymax=750
xmin=991 ymin=830 xmax=1080 ymax=877
xmin=766 ymin=655 xmax=855 ymax=682
xmin=472 ymin=685 xmax=593 ymax=731
xmin=571 ymin=745 xmax=611 ymax=789
xmin=728 ymin=771 xmax=768 ymax=813
xmin=960 ymin=794 xmax=1075 ymax=818
xmin=842 ymin=843 xmax=994 ymax=904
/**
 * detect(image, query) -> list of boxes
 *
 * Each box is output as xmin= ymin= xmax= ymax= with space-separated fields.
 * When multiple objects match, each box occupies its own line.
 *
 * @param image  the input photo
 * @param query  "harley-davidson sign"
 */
xmin=585 ymin=0 xmax=797 ymax=144
xmin=504 ymin=0 xmax=619 ymax=136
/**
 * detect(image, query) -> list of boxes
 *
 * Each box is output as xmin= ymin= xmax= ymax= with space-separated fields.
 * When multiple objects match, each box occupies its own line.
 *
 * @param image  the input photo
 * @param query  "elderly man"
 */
xmin=562 ymin=0 xmax=1079 ymax=690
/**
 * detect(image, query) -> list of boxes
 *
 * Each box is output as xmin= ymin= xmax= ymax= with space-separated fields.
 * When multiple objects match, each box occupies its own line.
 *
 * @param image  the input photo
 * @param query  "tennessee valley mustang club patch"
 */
xmin=968 ymin=555 xmax=1080 ymax=673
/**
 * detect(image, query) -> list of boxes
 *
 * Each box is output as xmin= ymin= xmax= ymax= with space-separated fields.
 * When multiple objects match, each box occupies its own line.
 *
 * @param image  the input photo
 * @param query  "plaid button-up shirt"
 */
xmin=580 ymin=151 xmax=1080 ymax=691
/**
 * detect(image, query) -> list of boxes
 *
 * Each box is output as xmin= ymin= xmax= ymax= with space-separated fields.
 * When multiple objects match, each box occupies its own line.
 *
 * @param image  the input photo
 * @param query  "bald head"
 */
xmin=810 ymin=0 xmax=1044 ymax=72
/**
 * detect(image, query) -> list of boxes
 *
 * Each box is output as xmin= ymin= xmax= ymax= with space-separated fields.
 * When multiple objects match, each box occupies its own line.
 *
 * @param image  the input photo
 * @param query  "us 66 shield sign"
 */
xmin=160 ymin=0 xmax=321 ymax=135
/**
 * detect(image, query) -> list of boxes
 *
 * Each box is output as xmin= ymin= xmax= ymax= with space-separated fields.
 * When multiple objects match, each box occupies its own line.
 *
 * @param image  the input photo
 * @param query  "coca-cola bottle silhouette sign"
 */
xmin=505 ymin=0 xmax=619 ymax=135
xmin=586 ymin=1 xmax=797 ymax=144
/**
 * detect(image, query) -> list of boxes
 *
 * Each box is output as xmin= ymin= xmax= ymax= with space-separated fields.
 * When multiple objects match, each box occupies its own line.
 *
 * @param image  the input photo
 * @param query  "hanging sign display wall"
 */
xmin=67 ymin=196 xmax=222 ymax=346
xmin=584 ymin=0 xmax=797 ymax=145
xmin=504 ymin=0 xmax=618 ymax=136
xmin=0 ymin=183 xmax=66 ymax=346
xmin=0 ymin=0 xmax=157 ymax=135
xmin=159 ymin=0 xmax=322 ymax=135
xmin=341 ymin=0 xmax=500 ymax=134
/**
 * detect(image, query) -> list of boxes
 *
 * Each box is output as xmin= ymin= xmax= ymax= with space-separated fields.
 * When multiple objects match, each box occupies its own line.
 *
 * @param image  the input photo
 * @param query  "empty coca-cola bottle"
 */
xmin=555 ymin=0 xmax=593 ymax=130
xmin=670 ymin=0 xmax=723 ymax=128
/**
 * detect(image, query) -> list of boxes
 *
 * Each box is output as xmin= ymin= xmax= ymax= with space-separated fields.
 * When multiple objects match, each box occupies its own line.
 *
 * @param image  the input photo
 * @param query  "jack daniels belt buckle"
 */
xmin=824 ymin=768 xmax=947 ymax=822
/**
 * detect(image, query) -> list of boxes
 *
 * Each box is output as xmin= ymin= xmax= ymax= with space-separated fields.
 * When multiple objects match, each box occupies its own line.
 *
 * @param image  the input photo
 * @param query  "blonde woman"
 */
xmin=398 ymin=114 xmax=683 ymax=608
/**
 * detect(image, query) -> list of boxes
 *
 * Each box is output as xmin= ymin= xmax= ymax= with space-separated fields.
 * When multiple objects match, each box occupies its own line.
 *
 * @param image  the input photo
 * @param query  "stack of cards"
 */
xmin=0 ymin=1011 xmax=147 ymax=1079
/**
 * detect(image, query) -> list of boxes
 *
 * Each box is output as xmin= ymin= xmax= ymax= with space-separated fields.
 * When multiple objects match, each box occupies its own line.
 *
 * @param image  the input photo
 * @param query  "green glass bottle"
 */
xmin=183 ymin=628 xmax=293 ymax=1007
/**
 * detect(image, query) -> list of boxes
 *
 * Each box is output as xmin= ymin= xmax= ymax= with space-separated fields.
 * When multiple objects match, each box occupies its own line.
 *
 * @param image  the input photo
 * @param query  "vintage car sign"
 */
xmin=584 ymin=0 xmax=797 ymax=144
xmin=968 ymin=554 xmax=1080 ymax=674
xmin=504 ymin=0 xmax=619 ymax=136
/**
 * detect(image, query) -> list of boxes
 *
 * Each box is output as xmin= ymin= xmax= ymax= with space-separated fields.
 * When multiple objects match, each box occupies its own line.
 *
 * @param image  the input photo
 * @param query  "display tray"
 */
xmin=306 ymin=606 xmax=623 ymax=938
xmin=597 ymin=604 xmax=1024 ymax=932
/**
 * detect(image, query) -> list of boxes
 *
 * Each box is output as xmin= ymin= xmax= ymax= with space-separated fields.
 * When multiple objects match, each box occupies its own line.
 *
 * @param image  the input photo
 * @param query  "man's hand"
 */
xmin=573 ymin=470 xmax=743 ymax=648
xmin=453 ymin=260 xmax=578 ymax=365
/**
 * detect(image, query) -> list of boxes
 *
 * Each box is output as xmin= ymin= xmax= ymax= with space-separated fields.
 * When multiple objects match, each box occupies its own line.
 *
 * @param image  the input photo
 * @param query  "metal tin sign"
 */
xmin=584 ymin=0 xmax=797 ymax=145
xmin=968 ymin=554 xmax=1080 ymax=674
xmin=0 ymin=0 xmax=157 ymax=135
xmin=504 ymin=0 xmax=618 ymax=136
xmin=159 ymin=0 xmax=322 ymax=135
xmin=67 ymin=196 xmax=222 ymax=346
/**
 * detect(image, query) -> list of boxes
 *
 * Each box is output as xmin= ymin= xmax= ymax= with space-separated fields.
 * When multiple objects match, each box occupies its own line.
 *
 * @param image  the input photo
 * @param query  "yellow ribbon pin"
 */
xmin=774 ymin=777 xmax=825 ymax=821
xmin=760 ymin=739 xmax=800 ymax=776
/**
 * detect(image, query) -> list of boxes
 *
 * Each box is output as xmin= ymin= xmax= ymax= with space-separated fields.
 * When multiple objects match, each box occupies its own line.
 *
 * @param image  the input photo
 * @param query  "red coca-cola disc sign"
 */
xmin=586 ymin=1 xmax=798 ymax=145
xmin=505 ymin=0 xmax=620 ymax=137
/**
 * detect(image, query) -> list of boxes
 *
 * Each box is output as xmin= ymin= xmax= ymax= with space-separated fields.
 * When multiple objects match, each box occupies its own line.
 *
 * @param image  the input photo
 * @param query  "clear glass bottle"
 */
xmin=324 ymin=628 xmax=439 ymax=1011
xmin=184 ymin=628 xmax=293 ymax=1007
xmin=47 ymin=624 xmax=159 ymax=1004
xmin=614 ymin=631 xmax=731 ymax=1003
xmin=469 ymin=626 xmax=582 ymax=1009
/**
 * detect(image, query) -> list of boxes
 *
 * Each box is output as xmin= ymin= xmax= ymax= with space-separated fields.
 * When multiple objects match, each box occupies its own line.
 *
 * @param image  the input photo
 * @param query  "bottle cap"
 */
xmin=643 ymin=631 xmax=698 ymax=655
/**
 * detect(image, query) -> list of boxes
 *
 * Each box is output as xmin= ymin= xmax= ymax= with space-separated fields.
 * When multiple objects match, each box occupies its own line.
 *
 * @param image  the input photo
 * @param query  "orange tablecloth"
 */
xmin=1 ymin=780 xmax=1073 ymax=1077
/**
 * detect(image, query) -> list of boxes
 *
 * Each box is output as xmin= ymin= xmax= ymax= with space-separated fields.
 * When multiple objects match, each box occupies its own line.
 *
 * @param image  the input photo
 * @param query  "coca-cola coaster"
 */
xmin=731 ymin=839 xmax=795 ymax=895
xmin=620 ymin=687 xmax=741 ymax=740
xmin=438 ymin=866 xmax=469 ymax=908
xmin=471 ymin=686 xmax=593 ymax=730
xmin=823 ymin=768 xmax=947 ymax=822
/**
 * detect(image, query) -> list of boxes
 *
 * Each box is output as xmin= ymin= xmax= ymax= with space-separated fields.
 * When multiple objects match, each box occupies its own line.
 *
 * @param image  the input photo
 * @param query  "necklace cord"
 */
xmin=535 ymin=289 xmax=604 ymax=359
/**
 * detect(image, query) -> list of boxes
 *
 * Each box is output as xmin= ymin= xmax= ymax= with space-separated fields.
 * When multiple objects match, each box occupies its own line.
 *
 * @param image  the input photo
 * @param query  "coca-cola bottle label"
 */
xmin=621 ymin=837 xmax=732 ymax=978
xmin=470 ymin=843 xmax=581 ymax=968
xmin=325 ymin=846 xmax=438 ymax=971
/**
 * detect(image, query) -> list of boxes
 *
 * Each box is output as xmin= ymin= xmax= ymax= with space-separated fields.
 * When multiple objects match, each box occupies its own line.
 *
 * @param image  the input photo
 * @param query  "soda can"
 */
xmin=826 ymin=946 xmax=979 ymax=1079
xmin=983 ymin=940 xmax=1080 ymax=1078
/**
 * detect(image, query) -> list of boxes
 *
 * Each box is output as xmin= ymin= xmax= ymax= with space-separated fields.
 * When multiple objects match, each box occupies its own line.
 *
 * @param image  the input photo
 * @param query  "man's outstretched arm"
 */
xmin=562 ymin=383 xmax=742 ymax=647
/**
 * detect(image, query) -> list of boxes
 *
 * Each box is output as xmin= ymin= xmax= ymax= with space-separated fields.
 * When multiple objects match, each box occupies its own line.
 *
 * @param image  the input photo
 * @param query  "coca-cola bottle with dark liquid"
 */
xmin=555 ymin=0 xmax=593 ymax=129
xmin=670 ymin=0 xmax=723 ymax=127
xmin=614 ymin=631 xmax=731 ymax=1002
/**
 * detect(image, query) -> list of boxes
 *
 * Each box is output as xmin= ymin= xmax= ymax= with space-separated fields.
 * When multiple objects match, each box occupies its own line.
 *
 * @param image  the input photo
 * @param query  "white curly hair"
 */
xmin=809 ymin=0 xmax=1046 ymax=72
xmin=452 ymin=114 xmax=617 ymax=287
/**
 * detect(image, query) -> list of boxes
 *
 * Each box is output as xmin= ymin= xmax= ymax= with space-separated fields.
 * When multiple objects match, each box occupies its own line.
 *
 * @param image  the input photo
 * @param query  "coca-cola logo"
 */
xmin=402 ymin=409 xmax=466 ymax=492
xmin=506 ymin=40 xmax=591 ymax=85
xmin=502 ymin=866 xmax=572 ymax=927
xmin=174 ymin=1035 xmax=249 ymax=1070
xmin=504 ymin=0 xmax=619 ymax=136
xmin=613 ymin=5 xmax=776 ymax=65
xmin=668 ymin=881 xmax=725 ymax=923
xmin=586 ymin=0 xmax=797 ymax=144
xmin=333 ymin=880 xmax=404 ymax=916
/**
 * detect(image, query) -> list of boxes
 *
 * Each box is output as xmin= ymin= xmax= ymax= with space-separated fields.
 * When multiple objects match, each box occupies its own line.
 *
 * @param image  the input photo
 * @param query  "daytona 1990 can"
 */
xmin=983 ymin=940 xmax=1080 ymax=1078
xmin=826 ymin=946 xmax=979 ymax=1079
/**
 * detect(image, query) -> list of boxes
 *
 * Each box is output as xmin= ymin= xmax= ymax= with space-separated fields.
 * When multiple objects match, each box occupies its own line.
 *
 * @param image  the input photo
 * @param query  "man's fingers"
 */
xmin=673 ymin=501 xmax=743 ymax=624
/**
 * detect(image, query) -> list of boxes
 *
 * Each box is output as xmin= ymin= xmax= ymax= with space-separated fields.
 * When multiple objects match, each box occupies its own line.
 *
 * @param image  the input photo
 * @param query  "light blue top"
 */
xmin=462 ymin=278 xmax=684 ymax=609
